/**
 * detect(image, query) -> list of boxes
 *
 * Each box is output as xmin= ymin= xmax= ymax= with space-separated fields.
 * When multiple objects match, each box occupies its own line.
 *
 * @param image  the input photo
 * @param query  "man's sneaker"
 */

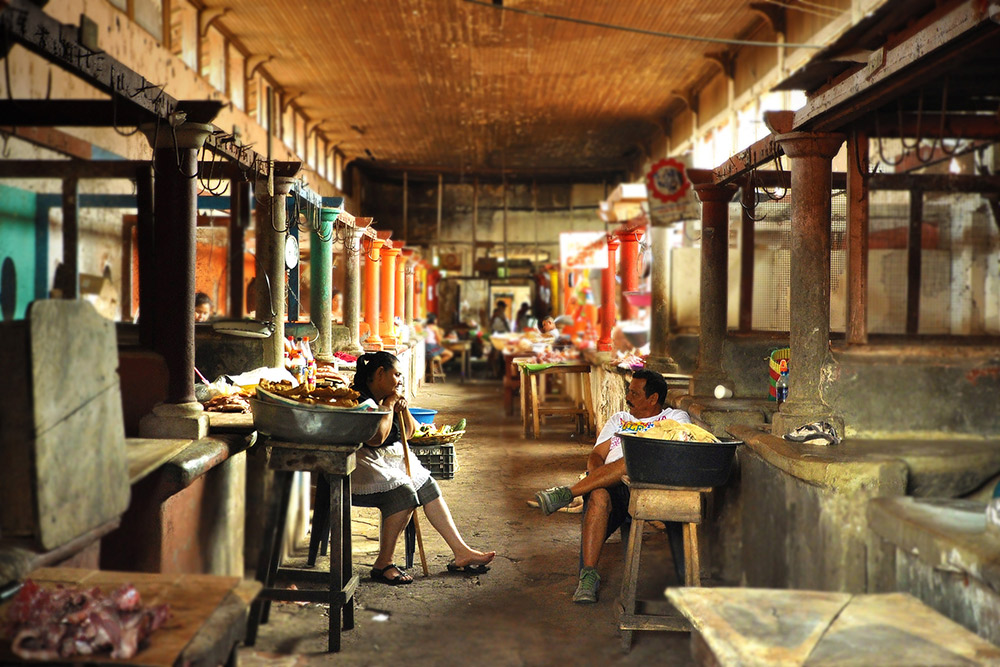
xmin=573 ymin=567 xmax=600 ymax=604
xmin=535 ymin=486 xmax=573 ymax=515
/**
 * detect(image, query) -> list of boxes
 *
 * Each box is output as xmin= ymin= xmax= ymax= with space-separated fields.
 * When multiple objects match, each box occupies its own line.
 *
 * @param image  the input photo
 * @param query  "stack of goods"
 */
xmin=529 ymin=348 xmax=578 ymax=364
xmin=316 ymin=362 xmax=351 ymax=385
xmin=333 ymin=351 xmax=358 ymax=368
xmin=202 ymin=390 xmax=252 ymax=413
xmin=409 ymin=418 xmax=466 ymax=480
xmin=257 ymin=378 xmax=361 ymax=408
xmin=616 ymin=352 xmax=645 ymax=370
xmin=620 ymin=419 xmax=719 ymax=443
xmin=3 ymin=580 xmax=170 ymax=661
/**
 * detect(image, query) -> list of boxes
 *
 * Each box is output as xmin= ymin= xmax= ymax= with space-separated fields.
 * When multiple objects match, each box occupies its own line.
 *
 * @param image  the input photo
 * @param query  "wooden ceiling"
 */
xmin=202 ymin=0 xmax=769 ymax=177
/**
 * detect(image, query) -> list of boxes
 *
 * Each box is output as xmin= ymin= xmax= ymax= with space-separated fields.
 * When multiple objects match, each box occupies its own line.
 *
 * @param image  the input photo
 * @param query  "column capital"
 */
xmin=614 ymin=228 xmax=643 ymax=243
xmin=141 ymin=121 xmax=213 ymax=151
xmin=693 ymin=181 xmax=739 ymax=203
xmin=363 ymin=236 xmax=384 ymax=255
xmin=775 ymin=131 xmax=845 ymax=159
xmin=381 ymin=246 xmax=401 ymax=258
xmin=606 ymin=234 xmax=621 ymax=251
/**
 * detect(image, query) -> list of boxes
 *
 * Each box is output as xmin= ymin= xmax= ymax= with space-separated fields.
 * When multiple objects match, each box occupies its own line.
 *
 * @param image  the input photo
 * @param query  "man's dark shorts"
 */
xmin=584 ymin=482 xmax=631 ymax=539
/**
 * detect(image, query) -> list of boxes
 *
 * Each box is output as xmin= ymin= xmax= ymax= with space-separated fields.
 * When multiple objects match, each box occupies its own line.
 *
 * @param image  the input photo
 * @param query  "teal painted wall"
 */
xmin=0 ymin=183 xmax=38 ymax=320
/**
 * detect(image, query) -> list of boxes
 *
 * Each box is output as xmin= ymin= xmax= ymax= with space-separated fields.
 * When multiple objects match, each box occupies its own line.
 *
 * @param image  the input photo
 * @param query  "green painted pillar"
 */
xmin=311 ymin=207 xmax=337 ymax=361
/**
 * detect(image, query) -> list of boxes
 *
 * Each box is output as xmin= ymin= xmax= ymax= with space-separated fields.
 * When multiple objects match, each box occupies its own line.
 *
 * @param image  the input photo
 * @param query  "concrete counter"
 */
xmin=869 ymin=496 xmax=1000 ymax=643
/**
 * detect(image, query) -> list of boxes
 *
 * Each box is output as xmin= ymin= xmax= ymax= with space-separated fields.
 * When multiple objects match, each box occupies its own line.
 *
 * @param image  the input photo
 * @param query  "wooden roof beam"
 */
xmin=793 ymin=1 xmax=1000 ymax=133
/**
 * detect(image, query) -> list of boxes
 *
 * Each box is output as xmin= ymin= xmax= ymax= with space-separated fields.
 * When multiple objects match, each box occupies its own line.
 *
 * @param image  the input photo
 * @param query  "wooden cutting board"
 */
xmin=0 ymin=568 xmax=243 ymax=666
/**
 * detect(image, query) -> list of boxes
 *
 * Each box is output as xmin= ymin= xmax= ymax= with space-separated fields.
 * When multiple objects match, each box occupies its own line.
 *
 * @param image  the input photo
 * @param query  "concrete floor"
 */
xmin=240 ymin=375 xmax=694 ymax=666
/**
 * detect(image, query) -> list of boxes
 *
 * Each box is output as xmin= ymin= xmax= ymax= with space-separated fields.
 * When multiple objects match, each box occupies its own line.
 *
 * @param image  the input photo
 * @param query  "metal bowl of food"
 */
xmin=250 ymin=398 xmax=389 ymax=444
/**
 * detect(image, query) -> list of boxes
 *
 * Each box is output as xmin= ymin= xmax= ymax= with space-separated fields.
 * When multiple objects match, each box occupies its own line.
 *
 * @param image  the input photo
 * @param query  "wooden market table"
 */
xmin=245 ymin=438 xmax=360 ymax=653
xmin=0 ymin=567 xmax=260 ymax=666
xmin=518 ymin=361 xmax=594 ymax=438
xmin=444 ymin=339 xmax=472 ymax=382
xmin=667 ymin=587 xmax=1000 ymax=666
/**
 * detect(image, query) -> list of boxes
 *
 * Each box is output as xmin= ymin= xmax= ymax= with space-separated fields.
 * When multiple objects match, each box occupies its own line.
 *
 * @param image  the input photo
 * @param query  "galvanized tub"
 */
xmin=250 ymin=397 xmax=389 ymax=445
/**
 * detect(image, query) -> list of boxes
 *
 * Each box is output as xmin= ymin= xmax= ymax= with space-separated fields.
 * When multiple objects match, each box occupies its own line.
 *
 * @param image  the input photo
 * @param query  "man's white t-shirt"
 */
xmin=597 ymin=408 xmax=692 ymax=464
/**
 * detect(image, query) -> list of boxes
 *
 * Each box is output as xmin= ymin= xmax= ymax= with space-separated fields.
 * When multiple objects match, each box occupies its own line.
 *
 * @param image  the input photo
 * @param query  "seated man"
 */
xmin=534 ymin=369 xmax=690 ymax=603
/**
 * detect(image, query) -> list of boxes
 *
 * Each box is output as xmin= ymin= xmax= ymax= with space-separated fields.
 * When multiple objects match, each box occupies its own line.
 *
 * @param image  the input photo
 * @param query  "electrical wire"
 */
xmin=462 ymin=0 xmax=826 ymax=49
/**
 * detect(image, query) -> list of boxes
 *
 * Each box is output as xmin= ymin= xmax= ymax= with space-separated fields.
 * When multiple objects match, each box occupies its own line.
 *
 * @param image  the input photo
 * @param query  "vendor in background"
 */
xmin=515 ymin=302 xmax=533 ymax=331
xmin=352 ymin=352 xmax=495 ymax=583
xmin=540 ymin=317 xmax=557 ymax=335
xmin=490 ymin=300 xmax=512 ymax=334
xmin=331 ymin=289 xmax=344 ymax=323
xmin=425 ymin=313 xmax=454 ymax=366
xmin=195 ymin=292 xmax=214 ymax=322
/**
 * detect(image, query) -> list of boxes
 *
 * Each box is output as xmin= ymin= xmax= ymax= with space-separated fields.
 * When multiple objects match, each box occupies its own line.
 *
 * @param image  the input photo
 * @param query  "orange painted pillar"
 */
xmin=362 ymin=236 xmax=383 ymax=349
xmin=597 ymin=235 xmax=620 ymax=352
xmin=549 ymin=268 xmax=560 ymax=316
xmin=616 ymin=229 xmax=642 ymax=321
xmin=395 ymin=249 xmax=408 ymax=325
xmin=380 ymin=246 xmax=400 ymax=346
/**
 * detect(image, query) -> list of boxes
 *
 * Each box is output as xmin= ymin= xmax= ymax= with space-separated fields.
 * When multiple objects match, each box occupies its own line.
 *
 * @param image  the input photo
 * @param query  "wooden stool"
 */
xmin=618 ymin=476 xmax=709 ymax=652
xmin=428 ymin=357 xmax=446 ymax=383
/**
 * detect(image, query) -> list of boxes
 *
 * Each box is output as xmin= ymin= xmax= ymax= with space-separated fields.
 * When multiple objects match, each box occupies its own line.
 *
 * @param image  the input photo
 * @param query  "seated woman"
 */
xmin=352 ymin=352 xmax=495 ymax=584
xmin=424 ymin=313 xmax=454 ymax=366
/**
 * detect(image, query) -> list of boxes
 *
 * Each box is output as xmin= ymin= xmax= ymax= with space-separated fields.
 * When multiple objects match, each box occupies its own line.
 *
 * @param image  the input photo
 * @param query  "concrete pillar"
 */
xmin=417 ymin=265 xmax=428 ymax=319
xmin=597 ymin=235 xmax=620 ymax=353
xmin=616 ymin=229 xmax=642 ymax=321
xmin=689 ymin=181 xmax=738 ymax=396
xmin=362 ymin=236 xmax=383 ymax=350
xmin=139 ymin=121 xmax=213 ymax=439
xmin=311 ymin=207 xmax=336 ymax=361
xmin=229 ymin=180 xmax=251 ymax=319
xmin=771 ymin=131 xmax=845 ymax=436
xmin=380 ymin=245 xmax=400 ymax=346
xmin=645 ymin=225 xmax=679 ymax=373
xmin=257 ymin=177 xmax=295 ymax=368
xmin=343 ymin=227 xmax=364 ymax=354
xmin=404 ymin=260 xmax=415 ymax=325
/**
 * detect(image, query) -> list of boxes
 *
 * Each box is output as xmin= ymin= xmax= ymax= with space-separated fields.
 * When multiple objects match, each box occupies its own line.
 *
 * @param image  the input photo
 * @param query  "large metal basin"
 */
xmin=250 ymin=397 xmax=389 ymax=445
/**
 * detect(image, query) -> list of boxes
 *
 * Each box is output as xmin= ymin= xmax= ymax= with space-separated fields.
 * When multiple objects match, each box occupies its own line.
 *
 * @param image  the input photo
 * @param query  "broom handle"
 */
xmin=398 ymin=412 xmax=429 ymax=576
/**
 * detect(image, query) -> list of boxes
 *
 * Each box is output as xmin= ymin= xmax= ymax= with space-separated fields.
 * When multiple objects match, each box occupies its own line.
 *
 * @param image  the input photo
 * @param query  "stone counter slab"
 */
xmin=869 ymin=497 xmax=1000 ymax=594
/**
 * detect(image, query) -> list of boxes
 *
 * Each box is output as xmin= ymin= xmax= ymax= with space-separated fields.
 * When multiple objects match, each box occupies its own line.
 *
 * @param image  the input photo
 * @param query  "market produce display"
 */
xmin=3 ymin=579 xmax=170 ymax=661
xmin=619 ymin=419 xmax=719 ymax=443
xmin=257 ymin=378 xmax=361 ymax=408
xmin=410 ymin=418 xmax=467 ymax=443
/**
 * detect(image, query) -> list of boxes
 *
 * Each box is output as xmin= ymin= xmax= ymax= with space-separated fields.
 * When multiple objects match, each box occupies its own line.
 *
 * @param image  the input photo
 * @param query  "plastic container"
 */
xmin=618 ymin=432 xmax=740 ymax=487
xmin=409 ymin=408 xmax=438 ymax=424
xmin=775 ymin=359 xmax=789 ymax=406
xmin=411 ymin=443 xmax=457 ymax=480
xmin=768 ymin=347 xmax=790 ymax=400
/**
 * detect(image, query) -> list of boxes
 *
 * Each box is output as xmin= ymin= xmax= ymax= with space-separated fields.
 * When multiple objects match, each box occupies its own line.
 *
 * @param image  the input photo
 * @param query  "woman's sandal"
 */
xmin=446 ymin=560 xmax=490 ymax=574
xmin=370 ymin=563 xmax=413 ymax=586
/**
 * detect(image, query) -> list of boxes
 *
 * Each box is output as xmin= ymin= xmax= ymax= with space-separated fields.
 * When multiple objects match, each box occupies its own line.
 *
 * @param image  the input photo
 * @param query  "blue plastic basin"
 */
xmin=410 ymin=408 xmax=438 ymax=424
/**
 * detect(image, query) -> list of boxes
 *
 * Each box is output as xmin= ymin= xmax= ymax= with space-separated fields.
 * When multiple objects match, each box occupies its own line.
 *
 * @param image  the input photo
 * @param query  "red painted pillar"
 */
xmin=616 ymin=228 xmax=642 ymax=321
xmin=380 ymin=245 xmax=400 ymax=346
xmin=395 ymin=249 xmax=407 ymax=326
xmin=362 ymin=236 xmax=383 ymax=349
xmin=427 ymin=269 xmax=440 ymax=315
xmin=597 ymin=235 xmax=620 ymax=352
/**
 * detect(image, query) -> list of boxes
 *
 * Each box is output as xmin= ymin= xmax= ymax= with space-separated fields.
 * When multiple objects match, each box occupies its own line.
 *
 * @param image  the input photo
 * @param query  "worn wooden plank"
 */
xmin=629 ymin=488 xmax=703 ymax=524
xmin=125 ymin=439 xmax=195 ymax=485
xmin=267 ymin=444 xmax=357 ymax=476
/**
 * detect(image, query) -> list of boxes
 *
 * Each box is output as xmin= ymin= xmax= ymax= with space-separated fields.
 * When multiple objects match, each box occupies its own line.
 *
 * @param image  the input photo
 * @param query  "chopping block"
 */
xmin=0 ymin=301 xmax=129 ymax=551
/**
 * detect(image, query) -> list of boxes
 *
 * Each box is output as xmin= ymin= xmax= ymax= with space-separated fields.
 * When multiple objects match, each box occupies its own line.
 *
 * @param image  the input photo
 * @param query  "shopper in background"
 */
xmin=515 ymin=302 xmax=533 ymax=331
xmin=424 ymin=313 xmax=454 ymax=366
xmin=331 ymin=289 xmax=344 ymax=323
xmin=195 ymin=292 xmax=214 ymax=322
xmin=490 ymin=300 xmax=511 ymax=334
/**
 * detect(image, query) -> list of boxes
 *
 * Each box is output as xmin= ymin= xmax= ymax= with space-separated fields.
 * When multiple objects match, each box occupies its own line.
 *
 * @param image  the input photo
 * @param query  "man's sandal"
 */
xmin=446 ymin=560 xmax=490 ymax=574
xmin=370 ymin=563 xmax=413 ymax=585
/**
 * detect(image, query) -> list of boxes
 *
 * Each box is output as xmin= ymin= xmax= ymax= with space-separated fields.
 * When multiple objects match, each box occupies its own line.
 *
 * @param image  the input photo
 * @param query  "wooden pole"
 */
xmin=398 ymin=414 xmax=429 ymax=576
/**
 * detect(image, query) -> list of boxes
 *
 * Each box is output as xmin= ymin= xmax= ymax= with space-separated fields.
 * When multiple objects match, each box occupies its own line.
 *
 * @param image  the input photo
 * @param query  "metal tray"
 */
xmin=250 ymin=397 xmax=389 ymax=445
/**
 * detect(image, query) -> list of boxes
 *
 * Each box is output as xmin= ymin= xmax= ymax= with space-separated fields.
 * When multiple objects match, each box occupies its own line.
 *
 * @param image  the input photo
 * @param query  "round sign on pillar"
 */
xmin=646 ymin=158 xmax=691 ymax=204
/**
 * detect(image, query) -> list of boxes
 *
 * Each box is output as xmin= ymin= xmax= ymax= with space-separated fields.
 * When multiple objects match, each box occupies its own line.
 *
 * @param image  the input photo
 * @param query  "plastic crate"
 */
xmin=411 ymin=443 xmax=457 ymax=480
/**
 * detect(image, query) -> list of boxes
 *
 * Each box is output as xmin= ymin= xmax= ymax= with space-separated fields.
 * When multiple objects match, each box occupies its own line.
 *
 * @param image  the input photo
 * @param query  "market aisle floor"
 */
xmin=239 ymin=376 xmax=693 ymax=666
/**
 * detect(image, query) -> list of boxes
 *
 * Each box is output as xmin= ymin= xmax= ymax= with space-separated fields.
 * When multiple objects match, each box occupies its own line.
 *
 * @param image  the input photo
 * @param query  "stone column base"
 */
xmin=139 ymin=401 xmax=209 ymax=439
xmin=644 ymin=355 xmax=680 ymax=374
xmin=771 ymin=400 xmax=844 ymax=438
